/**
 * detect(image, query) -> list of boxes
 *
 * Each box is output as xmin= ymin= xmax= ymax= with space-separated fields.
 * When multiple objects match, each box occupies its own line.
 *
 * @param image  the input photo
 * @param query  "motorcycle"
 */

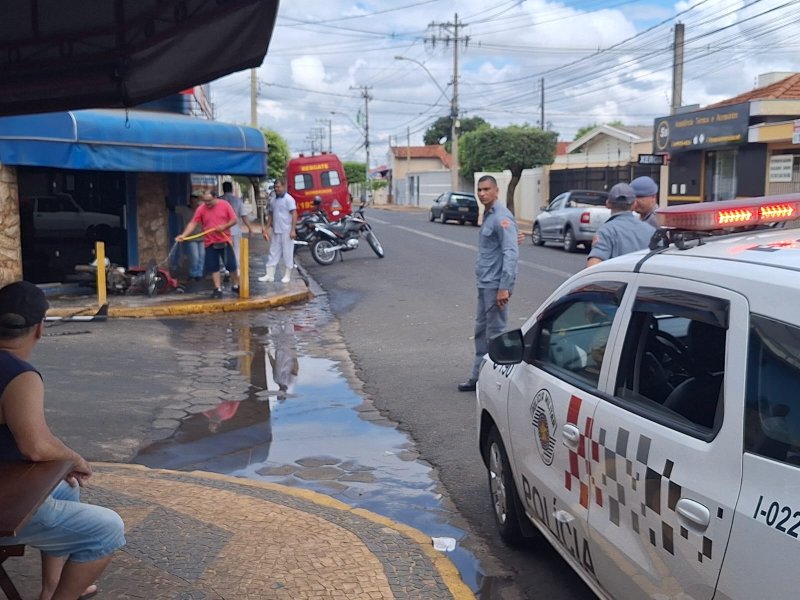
xmin=293 ymin=196 xmax=328 ymax=254
xmin=309 ymin=201 xmax=385 ymax=266
xmin=75 ymin=257 xmax=182 ymax=296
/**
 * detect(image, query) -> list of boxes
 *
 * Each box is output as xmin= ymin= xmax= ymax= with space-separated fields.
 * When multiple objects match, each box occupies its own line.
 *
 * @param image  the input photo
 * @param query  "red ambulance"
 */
xmin=286 ymin=152 xmax=351 ymax=221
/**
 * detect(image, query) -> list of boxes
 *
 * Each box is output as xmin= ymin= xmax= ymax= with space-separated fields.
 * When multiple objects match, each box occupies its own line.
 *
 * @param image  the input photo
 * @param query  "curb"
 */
xmin=93 ymin=462 xmax=475 ymax=600
xmin=45 ymin=286 xmax=312 ymax=319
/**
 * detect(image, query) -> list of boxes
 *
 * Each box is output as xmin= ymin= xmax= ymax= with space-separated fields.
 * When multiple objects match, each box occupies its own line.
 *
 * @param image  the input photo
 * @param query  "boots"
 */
xmin=258 ymin=266 xmax=276 ymax=283
xmin=281 ymin=267 xmax=293 ymax=283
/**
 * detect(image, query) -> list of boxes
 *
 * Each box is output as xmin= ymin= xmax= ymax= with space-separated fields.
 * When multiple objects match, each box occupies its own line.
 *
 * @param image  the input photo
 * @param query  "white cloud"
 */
xmin=210 ymin=0 xmax=800 ymax=161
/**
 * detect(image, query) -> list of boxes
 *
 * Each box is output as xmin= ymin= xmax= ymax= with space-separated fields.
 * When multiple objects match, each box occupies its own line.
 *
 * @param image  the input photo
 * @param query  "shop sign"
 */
xmin=768 ymin=155 xmax=795 ymax=183
xmin=654 ymin=103 xmax=750 ymax=154
xmin=638 ymin=153 xmax=669 ymax=165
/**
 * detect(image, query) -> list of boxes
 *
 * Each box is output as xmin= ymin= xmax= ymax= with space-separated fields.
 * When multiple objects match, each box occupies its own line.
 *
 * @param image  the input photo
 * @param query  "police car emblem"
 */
xmin=531 ymin=389 xmax=557 ymax=465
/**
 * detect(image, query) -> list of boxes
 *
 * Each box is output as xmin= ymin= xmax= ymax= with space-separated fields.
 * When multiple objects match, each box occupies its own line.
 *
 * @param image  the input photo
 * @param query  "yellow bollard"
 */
xmin=239 ymin=236 xmax=249 ymax=298
xmin=95 ymin=241 xmax=107 ymax=307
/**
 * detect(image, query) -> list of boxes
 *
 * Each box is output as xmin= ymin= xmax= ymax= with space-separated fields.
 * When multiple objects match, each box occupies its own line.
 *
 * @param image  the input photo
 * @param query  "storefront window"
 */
xmin=709 ymin=150 xmax=737 ymax=201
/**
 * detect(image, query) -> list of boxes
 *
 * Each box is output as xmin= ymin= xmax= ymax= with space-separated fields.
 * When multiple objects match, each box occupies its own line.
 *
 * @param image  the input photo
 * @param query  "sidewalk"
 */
xmin=6 ymin=464 xmax=472 ymax=599
xmin=44 ymin=227 xmax=312 ymax=319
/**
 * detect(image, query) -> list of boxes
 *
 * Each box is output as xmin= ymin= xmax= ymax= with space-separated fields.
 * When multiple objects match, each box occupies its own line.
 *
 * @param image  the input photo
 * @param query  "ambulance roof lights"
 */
xmin=656 ymin=194 xmax=800 ymax=231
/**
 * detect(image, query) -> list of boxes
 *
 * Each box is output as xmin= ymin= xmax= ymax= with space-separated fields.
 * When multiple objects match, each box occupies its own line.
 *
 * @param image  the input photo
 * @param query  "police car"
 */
xmin=477 ymin=194 xmax=800 ymax=599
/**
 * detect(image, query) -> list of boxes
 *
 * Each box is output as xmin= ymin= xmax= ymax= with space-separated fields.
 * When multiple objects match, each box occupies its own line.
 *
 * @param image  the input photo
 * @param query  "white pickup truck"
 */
xmin=531 ymin=190 xmax=610 ymax=252
xmin=25 ymin=194 xmax=121 ymax=239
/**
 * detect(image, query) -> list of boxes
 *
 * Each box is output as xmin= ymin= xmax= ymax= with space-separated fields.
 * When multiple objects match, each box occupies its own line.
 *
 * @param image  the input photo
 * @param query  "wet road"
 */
xmin=298 ymin=207 xmax=596 ymax=599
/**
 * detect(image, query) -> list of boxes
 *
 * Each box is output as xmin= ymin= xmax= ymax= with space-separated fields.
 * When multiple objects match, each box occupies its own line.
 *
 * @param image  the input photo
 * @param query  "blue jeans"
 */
xmin=0 ymin=481 xmax=125 ymax=562
xmin=186 ymin=241 xmax=205 ymax=278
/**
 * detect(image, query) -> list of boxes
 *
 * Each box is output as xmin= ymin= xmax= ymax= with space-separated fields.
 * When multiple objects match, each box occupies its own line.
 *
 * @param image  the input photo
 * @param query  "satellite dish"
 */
xmin=438 ymin=136 xmax=448 ymax=144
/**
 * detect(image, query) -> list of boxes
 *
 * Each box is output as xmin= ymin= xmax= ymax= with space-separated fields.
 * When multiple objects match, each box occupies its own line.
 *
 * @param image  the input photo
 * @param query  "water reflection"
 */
xmin=134 ymin=303 xmax=491 ymax=596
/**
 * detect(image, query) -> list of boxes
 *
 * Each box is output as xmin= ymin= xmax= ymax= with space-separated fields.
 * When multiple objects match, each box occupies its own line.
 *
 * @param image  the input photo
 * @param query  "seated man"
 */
xmin=0 ymin=281 xmax=125 ymax=600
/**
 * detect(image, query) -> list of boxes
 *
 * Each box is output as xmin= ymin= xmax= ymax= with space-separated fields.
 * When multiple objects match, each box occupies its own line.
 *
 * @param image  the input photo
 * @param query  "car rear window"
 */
xmin=451 ymin=194 xmax=476 ymax=206
xmin=570 ymin=191 xmax=608 ymax=206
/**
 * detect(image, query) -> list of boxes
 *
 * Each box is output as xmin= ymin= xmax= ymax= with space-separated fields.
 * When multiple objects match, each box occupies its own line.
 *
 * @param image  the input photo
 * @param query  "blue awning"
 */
xmin=0 ymin=110 xmax=267 ymax=176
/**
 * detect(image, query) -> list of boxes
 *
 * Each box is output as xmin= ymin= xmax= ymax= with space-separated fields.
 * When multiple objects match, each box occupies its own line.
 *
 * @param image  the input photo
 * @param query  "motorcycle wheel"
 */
xmin=145 ymin=259 xmax=163 ymax=297
xmin=366 ymin=231 xmax=385 ymax=258
xmin=311 ymin=239 xmax=339 ymax=266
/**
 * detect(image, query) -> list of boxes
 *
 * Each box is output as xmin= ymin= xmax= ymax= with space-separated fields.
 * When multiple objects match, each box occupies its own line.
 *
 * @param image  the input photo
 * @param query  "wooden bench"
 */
xmin=0 ymin=460 xmax=72 ymax=600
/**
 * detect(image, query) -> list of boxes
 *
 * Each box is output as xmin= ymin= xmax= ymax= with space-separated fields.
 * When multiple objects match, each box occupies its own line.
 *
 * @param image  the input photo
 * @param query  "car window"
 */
xmin=451 ymin=194 xmax=476 ymax=205
xmin=37 ymin=197 xmax=58 ymax=212
xmin=614 ymin=288 xmax=729 ymax=438
xmin=570 ymin=191 xmax=608 ymax=206
xmin=321 ymin=170 xmax=340 ymax=186
xmin=293 ymin=173 xmax=313 ymax=191
xmin=525 ymin=283 xmax=625 ymax=388
xmin=549 ymin=198 xmax=565 ymax=211
xmin=746 ymin=315 xmax=800 ymax=466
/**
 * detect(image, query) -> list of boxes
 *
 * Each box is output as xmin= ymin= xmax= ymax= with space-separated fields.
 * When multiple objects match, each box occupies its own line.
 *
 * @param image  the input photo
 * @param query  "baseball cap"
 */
xmin=0 ymin=281 xmax=49 ymax=329
xmin=631 ymin=176 xmax=658 ymax=197
xmin=607 ymin=183 xmax=636 ymax=206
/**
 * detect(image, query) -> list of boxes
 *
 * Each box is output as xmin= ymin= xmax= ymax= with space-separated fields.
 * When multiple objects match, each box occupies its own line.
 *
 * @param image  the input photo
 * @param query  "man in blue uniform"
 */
xmin=458 ymin=175 xmax=519 ymax=392
xmin=586 ymin=182 xmax=654 ymax=268
xmin=631 ymin=175 xmax=659 ymax=228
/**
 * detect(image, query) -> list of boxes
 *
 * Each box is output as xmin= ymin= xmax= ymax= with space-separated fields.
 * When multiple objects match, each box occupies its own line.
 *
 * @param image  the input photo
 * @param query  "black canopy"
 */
xmin=0 ymin=0 xmax=279 ymax=115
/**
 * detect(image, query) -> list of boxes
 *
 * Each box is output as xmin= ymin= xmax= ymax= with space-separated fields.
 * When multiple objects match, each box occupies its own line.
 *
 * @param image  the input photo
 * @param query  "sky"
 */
xmin=210 ymin=0 xmax=800 ymax=168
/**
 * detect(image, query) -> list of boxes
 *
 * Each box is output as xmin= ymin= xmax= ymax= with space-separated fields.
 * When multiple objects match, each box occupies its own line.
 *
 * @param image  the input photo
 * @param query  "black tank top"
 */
xmin=0 ymin=351 xmax=40 ymax=461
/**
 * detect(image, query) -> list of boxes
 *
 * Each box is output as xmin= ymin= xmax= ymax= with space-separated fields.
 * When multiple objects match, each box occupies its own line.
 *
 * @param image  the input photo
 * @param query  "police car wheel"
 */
xmin=486 ymin=426 xmax=525 ymax=546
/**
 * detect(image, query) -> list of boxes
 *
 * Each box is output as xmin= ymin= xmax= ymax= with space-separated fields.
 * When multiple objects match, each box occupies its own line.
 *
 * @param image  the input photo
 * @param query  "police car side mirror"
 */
xmin=488 ymin=329 xmax=524 ymax=365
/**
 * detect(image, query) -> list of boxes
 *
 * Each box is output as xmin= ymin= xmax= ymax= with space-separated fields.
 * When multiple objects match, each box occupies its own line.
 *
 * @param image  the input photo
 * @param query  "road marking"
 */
xmin=392 ymin=225 xmax=574 ymax=278
xmin=368 ymin=216 xmax=392 ymax=225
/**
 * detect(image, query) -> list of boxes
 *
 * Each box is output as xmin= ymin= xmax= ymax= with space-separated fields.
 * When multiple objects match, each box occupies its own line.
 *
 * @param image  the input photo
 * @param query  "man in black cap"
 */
xmin=586 ymin=183 xmax=654 ymax=268
xmin=0 ymin=281 xmax=125 ymax=600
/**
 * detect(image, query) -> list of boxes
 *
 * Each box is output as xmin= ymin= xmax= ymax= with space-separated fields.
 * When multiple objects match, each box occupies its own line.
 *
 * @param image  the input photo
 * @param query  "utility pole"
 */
xmin=250 ymin=68 xmax=258 ymax=127
xmin=427 ymin=13 xmax=468 ymax=192
xmin=351 ymin=85 xmax=372 ymax=201
xmin=540 ymin=78 xmax=545 ymax=130
xmin=671 ymin=23 xmax=685 ymax=114
xmin=407 ymin=127 xmax=411 ymax=206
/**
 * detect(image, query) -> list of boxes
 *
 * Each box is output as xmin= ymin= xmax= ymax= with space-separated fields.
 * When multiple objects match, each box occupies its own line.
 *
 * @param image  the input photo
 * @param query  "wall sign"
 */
xmin=654 ymin=103 xmax=750 ymax=154
xmin=769 ymin=155 xmax=795 ymax=182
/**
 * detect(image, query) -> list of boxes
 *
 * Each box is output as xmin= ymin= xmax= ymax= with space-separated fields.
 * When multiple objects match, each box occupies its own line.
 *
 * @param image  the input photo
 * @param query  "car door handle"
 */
xmin=676 ymin=498 xmax=710 ymax=530
xmin=562 ymin=424 xmax=580 ymax=449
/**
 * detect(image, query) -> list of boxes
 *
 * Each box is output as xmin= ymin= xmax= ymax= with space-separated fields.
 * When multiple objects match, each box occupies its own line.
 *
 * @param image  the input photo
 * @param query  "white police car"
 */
xmin=477 ymin=194 xmax=800 ymax=599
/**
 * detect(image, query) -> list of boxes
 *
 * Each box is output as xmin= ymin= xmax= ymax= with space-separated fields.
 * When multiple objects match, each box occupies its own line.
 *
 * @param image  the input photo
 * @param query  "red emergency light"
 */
xmin=656 ymin=194 xmax=800 ymax=231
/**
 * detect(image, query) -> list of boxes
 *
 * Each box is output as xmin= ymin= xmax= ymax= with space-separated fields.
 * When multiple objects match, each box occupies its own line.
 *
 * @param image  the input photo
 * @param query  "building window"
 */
xmin=709 ymin=150 xmax=737 ymax=201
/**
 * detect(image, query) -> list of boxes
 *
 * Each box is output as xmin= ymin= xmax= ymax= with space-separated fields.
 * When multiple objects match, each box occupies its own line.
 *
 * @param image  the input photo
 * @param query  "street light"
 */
xmin=395 ymin=55 xmax=459 ymax=192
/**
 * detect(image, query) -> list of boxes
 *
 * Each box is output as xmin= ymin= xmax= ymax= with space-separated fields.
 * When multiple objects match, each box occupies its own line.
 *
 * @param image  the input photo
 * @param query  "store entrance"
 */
xmin=18 ymin=168 xmax=128 ymax=284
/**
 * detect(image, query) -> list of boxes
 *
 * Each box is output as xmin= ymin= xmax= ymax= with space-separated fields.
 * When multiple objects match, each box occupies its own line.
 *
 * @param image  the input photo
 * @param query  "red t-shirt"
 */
xmin=191 ymin=200 xmax=236 ymax=247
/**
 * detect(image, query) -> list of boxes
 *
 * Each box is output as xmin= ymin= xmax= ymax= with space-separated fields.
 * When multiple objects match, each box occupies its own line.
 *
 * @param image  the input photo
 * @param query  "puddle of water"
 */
xmin=134 ymin=301 xmax=491 ymax=595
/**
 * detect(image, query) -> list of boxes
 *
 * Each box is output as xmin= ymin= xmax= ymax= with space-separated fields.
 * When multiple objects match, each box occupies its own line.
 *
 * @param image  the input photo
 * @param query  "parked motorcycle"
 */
xmin=309 ymin=202 xmax=385 ymax=266
xmin=293 ymin=196 xmax=328 ymax=254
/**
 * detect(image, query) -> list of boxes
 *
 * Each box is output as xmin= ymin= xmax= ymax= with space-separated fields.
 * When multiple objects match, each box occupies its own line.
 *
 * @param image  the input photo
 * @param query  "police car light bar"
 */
xmin=656 ymin=194 xmax=800 ymax=231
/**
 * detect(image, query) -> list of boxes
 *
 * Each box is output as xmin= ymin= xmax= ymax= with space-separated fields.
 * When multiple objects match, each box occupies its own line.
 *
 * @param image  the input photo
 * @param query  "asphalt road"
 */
xmin=298 ymin=206 xmax=596 ymax=600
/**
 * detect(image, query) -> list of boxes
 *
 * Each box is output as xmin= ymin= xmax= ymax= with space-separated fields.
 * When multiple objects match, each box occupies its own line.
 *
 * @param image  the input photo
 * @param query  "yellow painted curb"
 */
xmin=92 ymin=462 xmax=476 ymax=599
xmin=46 ymin=290 xmax=311 ymax=319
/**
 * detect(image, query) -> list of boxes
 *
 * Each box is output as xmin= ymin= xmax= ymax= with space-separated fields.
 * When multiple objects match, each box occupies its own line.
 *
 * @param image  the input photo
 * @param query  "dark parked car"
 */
xmin=429 ymin=192 xmax=479 ymax=226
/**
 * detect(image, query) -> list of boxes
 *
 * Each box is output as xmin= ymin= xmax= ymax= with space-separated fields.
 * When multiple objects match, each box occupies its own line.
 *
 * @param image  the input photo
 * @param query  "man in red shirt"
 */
xmin=176 ymin=192 xmax=239 ymax=298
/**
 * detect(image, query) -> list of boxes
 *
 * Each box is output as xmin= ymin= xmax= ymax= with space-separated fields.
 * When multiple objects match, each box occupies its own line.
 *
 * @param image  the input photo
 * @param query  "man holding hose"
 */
xmin=176 ymin=191 xmax=239 ymax=298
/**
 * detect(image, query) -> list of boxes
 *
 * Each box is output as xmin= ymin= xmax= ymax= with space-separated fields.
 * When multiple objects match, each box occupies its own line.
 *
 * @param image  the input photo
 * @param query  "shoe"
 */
xmin=258 ymin=266 xmax=276 ymax=283
xmin=457 ymin=379 xmax=477 ymax=392
xmin=231 ymin=285 xmax=240 ymax=294
xmin=211 ymin=288 xmax=223 ymax=299
xmin=281 ymin=269 xmax=292 ymax=283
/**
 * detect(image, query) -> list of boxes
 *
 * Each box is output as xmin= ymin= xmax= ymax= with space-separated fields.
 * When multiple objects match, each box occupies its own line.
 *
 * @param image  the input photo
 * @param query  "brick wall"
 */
xmin=0 ymin=165 xmax=22 ymax=284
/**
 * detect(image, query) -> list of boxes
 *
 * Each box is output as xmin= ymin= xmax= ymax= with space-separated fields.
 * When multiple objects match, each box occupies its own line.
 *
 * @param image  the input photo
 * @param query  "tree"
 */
xmin=261 ymin=128 xmax=290 ymax=181
xmin=460 ymin=125 xmax=558 ymax=216
xmin=343 ymin=161 xmax=366 ymax=186
xmin=423 ymin=115 xmax=490 ymax=150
